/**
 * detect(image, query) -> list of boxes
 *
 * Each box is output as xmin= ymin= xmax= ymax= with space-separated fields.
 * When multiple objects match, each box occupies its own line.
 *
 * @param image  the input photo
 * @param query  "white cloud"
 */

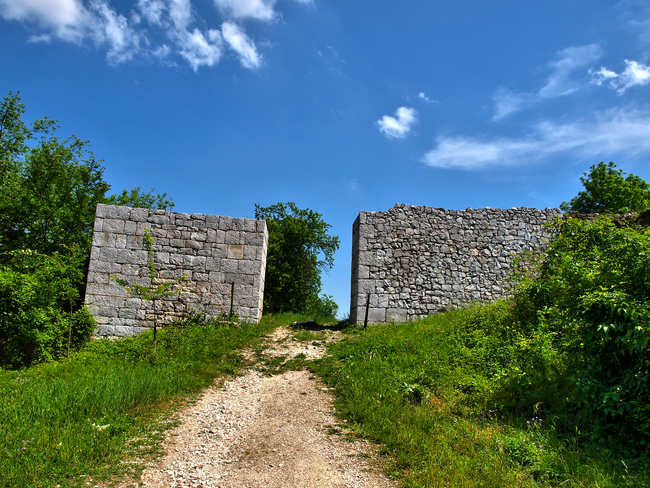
xmin=378 ymin=107 xmax=418 ymax=139
xmin=423 ymin=107 xmax=650 ymax=170
xmin=0 ymin=0 xmax=89 ymax=41
xmin=222 ymin=21 xmax=260 ymax=68
xmin=538 ymin=44 xmax=602 ymax=98
xmin=91 ymin=1 xmax=142 ymax=64
xmin=178 ymin=28 xmax=223 ymax=71
xmin=418 ymin=92 xmax=438 ymax=103
xmin=169 ymin=0 xmax=192 ymax=31
xmin=1 ymin=0 xmax=310 ymax=70
xmin=590 ymin=59 xmax=650 ymax=94
xmin=492 ymin=45 xmax=602 ymax=120
xmin=213 ymin=0 xmax=276 ymax=21
xmin=137 ymin=0 xmax=166 ymax=26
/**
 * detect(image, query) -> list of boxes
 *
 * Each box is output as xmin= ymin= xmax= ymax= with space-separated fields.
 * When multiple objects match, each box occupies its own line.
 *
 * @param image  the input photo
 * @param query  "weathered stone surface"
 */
xmin=350 ymin=204 xmax=561 ymax=324
xmin=85 ymin=204 xmax=268 ymax=335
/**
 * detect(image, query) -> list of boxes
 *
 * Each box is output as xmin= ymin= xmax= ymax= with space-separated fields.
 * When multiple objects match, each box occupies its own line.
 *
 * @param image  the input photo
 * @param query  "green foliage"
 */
xmin=0 ymin=91 xmax=173 ymax=368
xmin=514 ymin=216 xmax=650 ymax=453
xmin=315 ymin=309 xmax=647 ymax=487
xmin=255 ymin=202 xmax=340 ymax=316
xmin=105 ymin=186 xmax=175 ymax=211
xmin=0 ymin=250 xmax=95 ymax=369
xmin=561 ymin=161 xmax=650 ymax=214
xmin=113 ymin=229 xmax=186 ymax=353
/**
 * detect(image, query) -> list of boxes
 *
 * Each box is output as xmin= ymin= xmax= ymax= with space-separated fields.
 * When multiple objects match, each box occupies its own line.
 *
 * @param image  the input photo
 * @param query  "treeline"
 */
xmin=0 ymin=92 xmax=172 ymax=369
xmin=0 ymin=92 xmax=341 ymax=369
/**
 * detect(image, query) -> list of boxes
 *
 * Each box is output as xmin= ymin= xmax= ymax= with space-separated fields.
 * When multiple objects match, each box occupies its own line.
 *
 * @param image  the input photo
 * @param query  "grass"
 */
xmin=0 ymin=311 xmax=336 ymax=488
xmin=0 ymin=318 xmax=275 ymax=488
xmin=7 ymin=305 xmax=644 ymax=487
xmin=314 ymin=305 xmax=649 ymax=487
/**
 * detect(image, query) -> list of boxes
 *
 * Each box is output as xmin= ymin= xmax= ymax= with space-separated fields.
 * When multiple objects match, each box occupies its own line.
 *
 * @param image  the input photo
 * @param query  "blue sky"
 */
xmin=2 ymin=0 xmax=650 ymax=317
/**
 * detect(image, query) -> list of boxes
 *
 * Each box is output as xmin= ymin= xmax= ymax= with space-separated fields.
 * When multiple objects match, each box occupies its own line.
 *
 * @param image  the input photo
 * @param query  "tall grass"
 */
xmin=0 ymin=319 xmax=275 ymax=488
xmin=315 ymin=304 xmax=648 ymax=487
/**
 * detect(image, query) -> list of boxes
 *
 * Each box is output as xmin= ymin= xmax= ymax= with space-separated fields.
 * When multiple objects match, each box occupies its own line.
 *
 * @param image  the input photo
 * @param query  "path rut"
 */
xmin=125 ymin=327 xmax=398 ymax=488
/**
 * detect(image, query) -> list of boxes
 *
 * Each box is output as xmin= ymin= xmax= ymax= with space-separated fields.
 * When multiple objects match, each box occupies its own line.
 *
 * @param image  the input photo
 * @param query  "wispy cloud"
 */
xmin=178 ymin=28 xmax=224 ymax=71
xmin=378 ymin=107 xmax=418 ymax=139
xmin=492 ymin=89 xmax=533 ymax=121
xmin=212 ymin=0 xmax=276 ymax=22
xmin=423 ymin=107 xmax=650 ymax=170
xmin=539 ymin=44 xmax=602 ymax=97
xmin=137 ymin=0 xmax=166 ymax=26
xmin=590 ymin=59 xmax=650 ymax=93
xmin=492 ymin=44 xmax=602 ymax=120
xmin=92 ymin=1 xmax=143 ymax=63
xmin=418 ymin=92 xmax=438 ymax=104
xmin=0 ymin=0 xmax=307 ymax=70
xmin=222 ymin=21 xmax=261 ymax=69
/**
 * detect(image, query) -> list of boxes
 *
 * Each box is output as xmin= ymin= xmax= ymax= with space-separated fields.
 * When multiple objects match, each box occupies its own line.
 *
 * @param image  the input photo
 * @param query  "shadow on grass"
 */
xmin=290 ymin=319 xmax=353 ymax=332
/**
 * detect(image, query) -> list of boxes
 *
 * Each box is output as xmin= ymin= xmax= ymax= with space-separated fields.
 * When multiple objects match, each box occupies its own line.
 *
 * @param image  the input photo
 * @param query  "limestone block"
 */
xmin=221 ymin=259 xmax=238 ymax=274
xmin=93 ymin=218 xmax=103 ymax=232
xmin=367 ymin=308 xmax=386 ymax=323
xmin=208 ymin=272 xmax=224 ymax=283
xmin=225 ymin=231 xmax=245 ymax=245
xmin=154 ymin=252 xmax=170 ymax=264
xmin=96 ymin=204 xmax=131 ymax=219
xmin=148 ymin=214 xmax=170 ymax=225
xmin=186 ymin=239 xmax=203 ymax=250
xmin=242 ymin=219 xmax=257 ymax=232
xmin=205 ymin=215 xmax=220 ymax=228
xmin=238 ymin=260 xmax=258 ymax=275
xmin=206 ymin=258 xmax=221 ymax=272
xmin=95 ymin=324 xmax=114 ymax=335
xmin=130 ymin=207 xmax=149 ymax=222
xmin=127 ymin=250 xmax=148 ymax=265
xmin=219 ymin=216 xmax=233 ymax=231
xmin=124 ymin=221 xmax=137 ymax=235
xmin=228 ymin=244 xmax=244 ymax=259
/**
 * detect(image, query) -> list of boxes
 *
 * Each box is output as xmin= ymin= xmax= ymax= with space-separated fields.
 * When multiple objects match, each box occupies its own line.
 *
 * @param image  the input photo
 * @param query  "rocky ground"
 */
xmin=116 ymin=327 xmax=398 ymax=488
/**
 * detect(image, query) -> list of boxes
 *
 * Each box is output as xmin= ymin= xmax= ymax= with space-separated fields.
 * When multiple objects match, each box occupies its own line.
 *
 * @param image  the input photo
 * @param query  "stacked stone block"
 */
xmin=350 ymin=204 xmax=561 ymax=324
xmin=85 ymin=204 xmax=268 ymax=336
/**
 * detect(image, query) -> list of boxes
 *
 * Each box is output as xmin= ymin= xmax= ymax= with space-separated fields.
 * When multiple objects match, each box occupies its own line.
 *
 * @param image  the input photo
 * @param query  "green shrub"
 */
xmin=0 ymin=252 xmax=95 ymax=369
xmin=514 ymin=216 xmax=650 ymax=453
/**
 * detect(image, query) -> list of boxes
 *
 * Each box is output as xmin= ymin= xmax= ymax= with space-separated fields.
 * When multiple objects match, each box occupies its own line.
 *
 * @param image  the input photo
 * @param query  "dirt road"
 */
xmin=132 ymin=327 xmax=398 ymax=488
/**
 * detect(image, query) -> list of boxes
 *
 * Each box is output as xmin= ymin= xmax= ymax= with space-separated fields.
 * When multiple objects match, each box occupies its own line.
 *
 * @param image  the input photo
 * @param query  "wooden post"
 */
xmin=364 ymin=293 xmax=370 ymax=329
xmin=229 ymin=282 xmax=235 ymax=317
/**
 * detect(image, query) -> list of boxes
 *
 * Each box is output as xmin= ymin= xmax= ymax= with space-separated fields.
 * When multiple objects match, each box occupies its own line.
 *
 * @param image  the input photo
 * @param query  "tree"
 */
xmin=0 ymin=91 xmax=175 ymax=366
xmin=255 ymin=202 xmax=340 ymax=316
xmin=561 ymin=161 xmax=650 ymax=214
xmin=0 ymin=91 xmax=174 ymax=258
xmin=112 ymin=229 xmax=185 ymax=353
xmin=105 ymin=187 xmax=175 ymax=211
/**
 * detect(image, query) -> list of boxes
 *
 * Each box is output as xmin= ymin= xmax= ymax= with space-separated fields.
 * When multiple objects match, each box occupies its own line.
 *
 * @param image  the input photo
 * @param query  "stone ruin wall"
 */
xmin=350 ymin=204 xmax=561 ymax=324
xmin=85 ymin=204 xmax=268 ymax=336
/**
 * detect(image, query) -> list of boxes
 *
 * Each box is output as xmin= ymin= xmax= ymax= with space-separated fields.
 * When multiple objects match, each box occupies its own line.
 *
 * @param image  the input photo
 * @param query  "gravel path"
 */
xmin=130 ymin=327 xmax=398 ymax=488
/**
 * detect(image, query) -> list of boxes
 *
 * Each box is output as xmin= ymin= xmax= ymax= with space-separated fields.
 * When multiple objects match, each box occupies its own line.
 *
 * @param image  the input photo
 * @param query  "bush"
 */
xmin=0 ymin=252 xmax=95 ymax=369
xmin=514 ymin=216 xmax=650 ymax=453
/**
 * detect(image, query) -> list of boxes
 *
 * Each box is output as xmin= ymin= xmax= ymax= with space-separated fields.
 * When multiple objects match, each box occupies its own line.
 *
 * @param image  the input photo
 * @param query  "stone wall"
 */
xmin=350 ymin=204 xmax=561 ymax=324
xmin=85 ymin=204 xmax=268 ymax=336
